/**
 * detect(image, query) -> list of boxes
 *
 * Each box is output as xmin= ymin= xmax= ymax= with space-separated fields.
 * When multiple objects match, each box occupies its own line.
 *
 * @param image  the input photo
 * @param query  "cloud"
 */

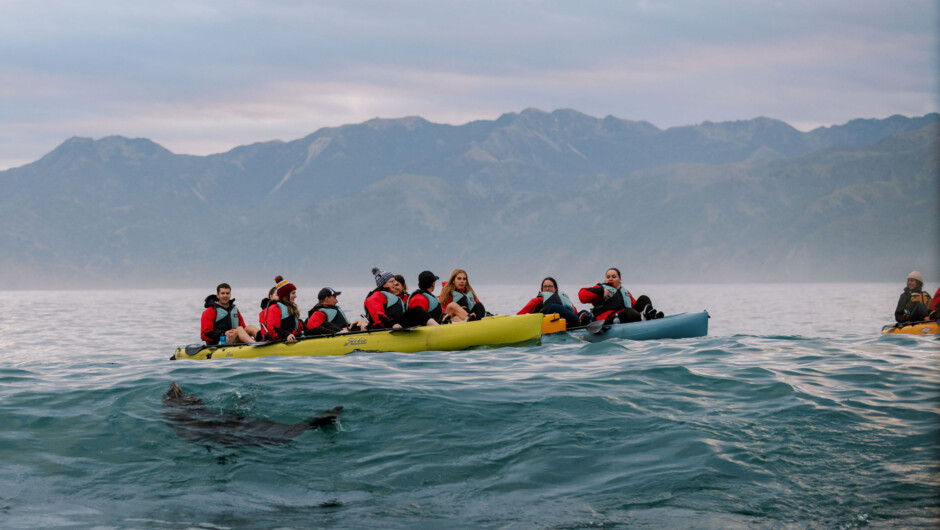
xmin=0 ymin=0 xmax=936 ymax=169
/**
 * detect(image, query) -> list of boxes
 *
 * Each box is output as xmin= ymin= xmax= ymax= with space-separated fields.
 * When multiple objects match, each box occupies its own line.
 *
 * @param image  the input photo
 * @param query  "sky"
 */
xmin=1 ymin=0 xmax=936 ymax=170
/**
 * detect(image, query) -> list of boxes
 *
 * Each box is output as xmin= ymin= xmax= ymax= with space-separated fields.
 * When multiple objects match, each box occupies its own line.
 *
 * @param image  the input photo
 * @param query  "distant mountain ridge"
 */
xmin=0 ymin=109 xmax=936 ymax=288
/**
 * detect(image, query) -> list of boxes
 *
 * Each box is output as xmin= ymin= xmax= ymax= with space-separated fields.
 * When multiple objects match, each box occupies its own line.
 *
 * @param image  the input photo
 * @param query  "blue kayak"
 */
xmin=574 ymin=311 xmax=709 ymax=342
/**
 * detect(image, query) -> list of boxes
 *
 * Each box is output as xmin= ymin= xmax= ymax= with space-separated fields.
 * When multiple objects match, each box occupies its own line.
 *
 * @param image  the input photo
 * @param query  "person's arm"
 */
xmin=579 ymin=285 xmax=603 ymax=305
xmin=307 ymin=311 xmax=327 ymax=330
xmin=201 ymin=308 xmax=220 ymax=344
xmin=365 ymin=292 xmax=393 ymax=328
xmin=409 ymin=294 xmax=429 ymax=311
xmin=237 ymin=312 xmax=247 ymax=329
xmin=517 ymin=297 xmax=540 ymax=315
xmin=895 ymin=292 xmax=909 ymax=322
xmin=266 ymin=304 xmax=283 ymax=339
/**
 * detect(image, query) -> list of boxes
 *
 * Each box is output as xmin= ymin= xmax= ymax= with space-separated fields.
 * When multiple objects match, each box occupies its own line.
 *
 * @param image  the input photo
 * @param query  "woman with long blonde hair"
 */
xmin=439 ymin=269 xmax=487 ymax=322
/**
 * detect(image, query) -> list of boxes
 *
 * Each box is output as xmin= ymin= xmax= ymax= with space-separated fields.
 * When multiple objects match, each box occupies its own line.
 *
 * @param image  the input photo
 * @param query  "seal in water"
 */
xmin=162 ymin=382 xmax=343 ymax=446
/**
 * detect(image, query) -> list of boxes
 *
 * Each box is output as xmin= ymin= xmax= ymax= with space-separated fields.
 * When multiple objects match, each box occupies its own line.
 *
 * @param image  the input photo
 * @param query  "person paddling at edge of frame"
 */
xmin=439 ymin=269 xmax=487 ymax=322
xmin=578 ymin=267 xmax=663 ymax=324
xmin=365 ymin=267 xmax=437 ymax=329
xmin=305 ymin=287 xmax=369 ymax=336
xmin=518 ymin=276 xmax=592 ymax=327
xmin=263 ymin=276 xmax=304 ymax=343
xmin=201 ymin=283 xmax=259 ymax=346
xmin=408 ymin=270 xmax=448 ymax=324
xmin=895 ymin=271 xmax=933 ymax=323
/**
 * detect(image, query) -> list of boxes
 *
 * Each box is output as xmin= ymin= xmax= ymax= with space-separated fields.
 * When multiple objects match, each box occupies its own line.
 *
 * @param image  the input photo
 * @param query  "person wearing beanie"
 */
xmin=518 ymin=276 xmax=592 ymax=327
xmin=365 ymin=267 xmax=437 ymax=328
xmin=200 ymin=283 xmax=259 ymax=345
xmin=578 ymin=267 xmax=663 ymax=324
xmin=895 ymin=271 xmax=932 ymax=323
xmin=305 ymin=287 xmax=368 ymax=337
xmin=265 ymin=275 xmax=304 ymax=342
xmin=408 ymin=270 xmax=446 ymax=324
xmin=439 ymin=269 xmax=487 ymax=322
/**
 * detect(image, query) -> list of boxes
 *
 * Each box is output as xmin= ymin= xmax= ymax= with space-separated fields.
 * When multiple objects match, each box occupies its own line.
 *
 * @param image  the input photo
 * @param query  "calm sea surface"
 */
xmin=0 ymin=283 xmax=937 ymax=528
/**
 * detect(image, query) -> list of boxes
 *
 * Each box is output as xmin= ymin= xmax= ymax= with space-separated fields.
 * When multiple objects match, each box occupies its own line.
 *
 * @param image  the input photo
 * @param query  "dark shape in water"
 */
xmin=162 ymin=382 xmax=342 ymax=446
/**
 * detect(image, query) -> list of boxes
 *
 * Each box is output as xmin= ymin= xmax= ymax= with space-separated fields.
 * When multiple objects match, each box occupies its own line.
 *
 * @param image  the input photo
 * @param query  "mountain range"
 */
xmin=0 ymin=108 xmax=937 ymax=289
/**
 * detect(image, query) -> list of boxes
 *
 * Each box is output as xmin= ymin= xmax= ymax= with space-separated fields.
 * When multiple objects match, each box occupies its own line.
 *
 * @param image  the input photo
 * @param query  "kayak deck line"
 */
xmin=172 ymin=313 xmax=544 ymax=360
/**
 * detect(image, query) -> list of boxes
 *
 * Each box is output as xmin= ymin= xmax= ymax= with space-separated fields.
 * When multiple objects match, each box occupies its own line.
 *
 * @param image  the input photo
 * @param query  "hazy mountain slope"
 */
xmin=0 ymin=110 xmax=935 ymax=288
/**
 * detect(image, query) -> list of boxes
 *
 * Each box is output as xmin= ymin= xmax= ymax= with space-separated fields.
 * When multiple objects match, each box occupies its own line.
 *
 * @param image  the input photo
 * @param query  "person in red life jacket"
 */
xmin=365 ymin=267 xmax=436 ymax=329
xmin=931 ymin=286 xmax=940 ymax=320
xmin=264 ymin=275 xmax=304 ymax=342
xmin=257 ymin=286 xmax=277 ymax=340
xmin=408 ymin=270 xmax=446 ymax=324
xmin=305 ymin=287 xmax=369 ymax=336
xmin=518 ymin=276 xmax=592 ymax=327
xmin=578 ymin=268 xmax=663 ymax=324
xmin=395 ymin=274 xmax=409 ymax=296
xmin=895 ymin=271 xmax=932 ymax=323
xmin=200 ymin=283 xmax=259 ymax=345
xmin=439 ymin=269 xmax=487 ymax=322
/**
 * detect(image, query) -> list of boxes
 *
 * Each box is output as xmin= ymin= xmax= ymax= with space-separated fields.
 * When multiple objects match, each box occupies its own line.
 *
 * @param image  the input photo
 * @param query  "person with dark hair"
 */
xmin=409 ymin=270 xmax=446 ymax=324
xmin=439 ymin=269 xmax=486 ymax=322
xmin=305 ymin=287 xmax=368 ymax=336
xmin=365 ymin=267 xmax=436 ymax=329
xmin=264 ymin=275 xmax=304 ymax=342
xmin=895 ymin=271 xmax=932 ymax=323
xmin=518 ymin=277 xmax=592 ymax=327
xmin=258 ymin=286 xmax=277 ymax=339
xmin=579 ymin=268 xmax=663 ymax=324
xmin=200 ymin=283 xmax=259 ymax=345
xmin=394 ymin=274 xmax=408 ymax=295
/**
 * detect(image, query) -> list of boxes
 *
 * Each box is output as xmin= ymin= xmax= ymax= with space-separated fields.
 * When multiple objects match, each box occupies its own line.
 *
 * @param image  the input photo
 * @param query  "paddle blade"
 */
xmin=586 ymin=319 xmax=608 ymax=335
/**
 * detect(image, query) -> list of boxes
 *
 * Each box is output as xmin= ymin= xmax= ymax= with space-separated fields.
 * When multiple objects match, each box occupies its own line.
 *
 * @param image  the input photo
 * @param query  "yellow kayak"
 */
xmin=881 ymin=321 xmax=939 ymax=335
xmin=173 ymin=313 xmax=543 ymax=360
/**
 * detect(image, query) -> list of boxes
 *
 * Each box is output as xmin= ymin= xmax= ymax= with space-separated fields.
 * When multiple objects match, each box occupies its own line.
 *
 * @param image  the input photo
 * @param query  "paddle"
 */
xmin=585 ymin=319 xmax=609 ymax=335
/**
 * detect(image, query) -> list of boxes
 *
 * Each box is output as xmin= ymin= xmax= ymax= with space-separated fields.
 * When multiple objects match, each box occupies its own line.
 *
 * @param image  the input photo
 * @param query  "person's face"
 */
xmin=454 ymin=273 xmax=468 ymax=290
xmin=541 ymin=280 xmax=556 ymax=293
xmin=271 ymin=292 xmax=279 ymax=301
xmin=384 ymin=278 xmax=401 ymax=294
xmin=426 ymin=281 xmax=437 ymax=294
xmin=325 ymin=295 xmax=338 ymax=305
xmin=218 ymin=288 xmax=232 ymax=305
xmin=289 ymin=290 xmax=297 ymax=303
xmin=605 ymin=269 xmax=621 ymax=288
xmin=907 ymin=278 xmax=919 ymax=290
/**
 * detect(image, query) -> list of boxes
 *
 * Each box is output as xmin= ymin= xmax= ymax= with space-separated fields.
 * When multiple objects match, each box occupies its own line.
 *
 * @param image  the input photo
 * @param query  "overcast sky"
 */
xmin=1 ymin=0 xmax=936 ymax=170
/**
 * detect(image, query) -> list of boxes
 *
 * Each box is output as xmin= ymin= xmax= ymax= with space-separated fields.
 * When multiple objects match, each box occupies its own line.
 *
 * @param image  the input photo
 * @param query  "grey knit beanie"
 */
xmin=372 ymin=267 xmax=395 ymax=288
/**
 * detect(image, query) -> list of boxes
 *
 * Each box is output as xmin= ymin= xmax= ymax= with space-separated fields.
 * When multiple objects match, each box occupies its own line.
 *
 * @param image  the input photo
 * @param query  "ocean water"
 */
xmin=0 ymin=283 xmax=937 ymax=528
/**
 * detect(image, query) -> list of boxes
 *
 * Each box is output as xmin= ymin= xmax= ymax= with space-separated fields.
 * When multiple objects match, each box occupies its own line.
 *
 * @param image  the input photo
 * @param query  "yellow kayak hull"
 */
xmin=174 ymin=313 xmax=543 ymax=360
xmin=881 ymin=321 xmax=939 ymax=335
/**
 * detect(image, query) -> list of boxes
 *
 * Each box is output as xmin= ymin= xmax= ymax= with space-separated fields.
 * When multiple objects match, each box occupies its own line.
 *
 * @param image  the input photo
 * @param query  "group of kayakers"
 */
xmin=200 ymin=267 xmax=664 ymax=345
xmin=895 ymin=271 xmax=939 ymax=324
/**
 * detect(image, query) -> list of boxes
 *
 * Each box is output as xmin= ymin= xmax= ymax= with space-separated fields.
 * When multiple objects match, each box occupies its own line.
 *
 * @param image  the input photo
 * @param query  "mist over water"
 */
xmin=1 ymin=283 xmax=937 ymax=528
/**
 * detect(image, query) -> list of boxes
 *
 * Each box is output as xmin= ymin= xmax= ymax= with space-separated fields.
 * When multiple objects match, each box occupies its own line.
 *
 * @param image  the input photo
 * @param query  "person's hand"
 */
xmin=225 ymin=329 xmax=237 ymax=340
xmin=603 ymin=289 xmax=612 ymax=299
xmin=392 ymin=323 xmax=402 ymax=329
xmin=339 ymin=328 xmax=349 ymax=334
xmin=286 ymin=334 xmax=297 ymax=343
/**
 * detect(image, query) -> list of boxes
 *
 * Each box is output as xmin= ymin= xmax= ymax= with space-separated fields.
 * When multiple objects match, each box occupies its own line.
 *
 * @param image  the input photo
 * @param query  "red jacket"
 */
xmin=365 ymin=290 xmax=408 ymax=328
xmin=517 ymin=296 xmax=541 ymax=315
xmin=933 ymin=288 xmax=940 ymax=312
xmin=200 ymin=300 xmax=247 ymax=345
xmin=578 ymin=284 xmax=635 ymax=322
xmin=264 ymin=303 xmax=304 ymax=340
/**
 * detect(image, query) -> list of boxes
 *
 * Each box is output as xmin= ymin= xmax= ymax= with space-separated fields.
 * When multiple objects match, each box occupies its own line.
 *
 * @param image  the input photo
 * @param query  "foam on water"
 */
xmin=0 ymin=283 xmax=937 ymax=528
